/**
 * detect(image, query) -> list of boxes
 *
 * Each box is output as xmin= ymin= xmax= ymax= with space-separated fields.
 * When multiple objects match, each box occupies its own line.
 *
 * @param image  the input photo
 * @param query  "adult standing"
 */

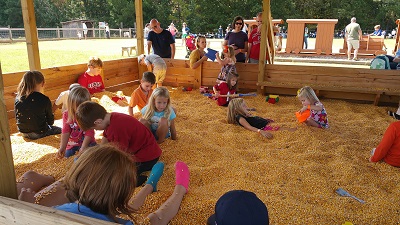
xmin=218 ymin=25 xmax=223 ymax=38
xmin=181 ymin=22 xmax=189 ymax=46
xmin=246 ymin=12 xmax=266 ymax=64
xmin=168 ymin=22 xmax=178 ymax=40
xmin=82 ymin=22 xmax=88 ymax=40
xmin=345 ymin=17 xmax=362 ymax=61
xmin=189 ymin=36 xmax=208 ymax=69
xmin=223 ymin=16 xmax=248 ymax=63
xmin=304 ymin=26 xmax=309 ymax=49
xmin=105 ymin=23 xmax=110 ymax=39
xmin=144 ymin=23 xmax=151 ymax=39
xmin=147 ymin=19 xmax=175 ymax=59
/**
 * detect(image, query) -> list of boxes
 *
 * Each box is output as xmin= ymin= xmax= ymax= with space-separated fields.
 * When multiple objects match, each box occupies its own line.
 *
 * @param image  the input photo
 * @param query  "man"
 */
xmin=147 ymin=19 xmax=175 ymax=59
xmin=247 ymin=12 xmax=268 ymax=64
xmin=345 ymin=17 xmax=362 ymax=61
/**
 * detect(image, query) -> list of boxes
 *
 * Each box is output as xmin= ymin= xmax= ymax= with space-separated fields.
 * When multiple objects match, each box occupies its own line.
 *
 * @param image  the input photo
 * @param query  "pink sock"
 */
xmin=175 ymin=161 xmax=190 ymax=192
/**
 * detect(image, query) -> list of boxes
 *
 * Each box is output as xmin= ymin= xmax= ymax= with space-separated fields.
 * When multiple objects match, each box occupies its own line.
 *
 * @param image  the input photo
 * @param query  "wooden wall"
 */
xmin=3 ymin=58 xmax=139 ymax=118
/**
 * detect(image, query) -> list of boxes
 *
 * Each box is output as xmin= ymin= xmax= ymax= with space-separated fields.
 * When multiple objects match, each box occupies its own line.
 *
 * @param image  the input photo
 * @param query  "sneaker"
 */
xmin=352 ymin=58 xmax=359 ymax=61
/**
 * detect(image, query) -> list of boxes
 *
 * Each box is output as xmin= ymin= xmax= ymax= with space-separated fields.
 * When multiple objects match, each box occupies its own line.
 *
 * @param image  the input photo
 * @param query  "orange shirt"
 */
xmin=371 ymin=121 xmax=400 ymax=167
xmin=129 ymin=86 xmax=153 ymax=110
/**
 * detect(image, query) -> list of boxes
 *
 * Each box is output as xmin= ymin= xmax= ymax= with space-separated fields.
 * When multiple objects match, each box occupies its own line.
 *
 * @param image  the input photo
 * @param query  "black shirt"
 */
xmin=15 ymin=92 xmax=54 ymax=133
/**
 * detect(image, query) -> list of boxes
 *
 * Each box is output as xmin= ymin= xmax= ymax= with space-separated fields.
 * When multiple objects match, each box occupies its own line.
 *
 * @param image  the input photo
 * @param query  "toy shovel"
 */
xmin=336 ymin=188 xmax=365 ymax=204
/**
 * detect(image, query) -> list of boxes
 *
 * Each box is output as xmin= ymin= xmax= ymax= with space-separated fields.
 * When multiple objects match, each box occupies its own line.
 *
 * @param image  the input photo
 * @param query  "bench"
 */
xmin=121 ymin=46 xmax=137 ymax=57
xmin=339 ymin=35 xmax=387 ymax=56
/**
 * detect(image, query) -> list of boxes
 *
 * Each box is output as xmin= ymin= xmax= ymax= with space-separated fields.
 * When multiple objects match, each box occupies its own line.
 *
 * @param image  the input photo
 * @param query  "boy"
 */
xmin=75 ymin=101 xmax=162 ymax=186
xmin=52 ymin=83 xmax=80 ymax=113
xmin=138 ymin=54 xmax=167 ymax=88
xmin=128 ymin=71 xmax=156 ymax=117
xmin=78 ymin=56 xmax=105 ymax=94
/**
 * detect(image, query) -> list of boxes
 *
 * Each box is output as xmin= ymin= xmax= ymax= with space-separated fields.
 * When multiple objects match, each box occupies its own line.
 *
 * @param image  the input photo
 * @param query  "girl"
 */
xmin=18 ymin=144 xmax=190 ymax=225
xmin=189 ymin=35 xmax=208 ymax=69
xmin=140 ymin=87 xmax=177 ymax=144
xmin=297 ymin=86 xmax=329 ymax=128
xmin=216 ymin=45 xmax=237 ymax=83
xmin=57 ymin=86 xmax=96 ymax=158
xmin=227 ymin=98 xmax=274 ymax=139
xmin=15 ymin=71 xmax=62 ymax=140
xmin=213 ymin=72 xmax=239 ymax=106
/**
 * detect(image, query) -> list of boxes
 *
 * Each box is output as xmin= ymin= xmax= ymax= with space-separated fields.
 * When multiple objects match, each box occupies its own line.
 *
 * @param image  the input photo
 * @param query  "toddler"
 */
xmin=78 ymin=56 xmax=105 ymax=94
xmin=213 ymin=72 xmax=239 ymax=106
xmin=297 ymin=86 xmax=329 ymax=128
xmin=216 ymin=45 xmax=237 ymax=83
xmin=53 ymin=83 xmax=80 ymax=112
xmin=138 ymin=54 xmax=167 ymax=88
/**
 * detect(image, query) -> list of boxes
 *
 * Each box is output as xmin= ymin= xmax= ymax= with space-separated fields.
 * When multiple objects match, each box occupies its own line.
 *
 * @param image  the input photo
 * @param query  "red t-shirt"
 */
xmin=371 ymin=121 xmax=400 ymax=167
xmin=78 ymin=72 xmax=105 ymax=94
xmin=103 ymin=112 xmax=162 ymax=162
xmin=214 ymin=82 xmax=236 ymax=106
xmin=248 ymin=28 xmax=269 ymax=61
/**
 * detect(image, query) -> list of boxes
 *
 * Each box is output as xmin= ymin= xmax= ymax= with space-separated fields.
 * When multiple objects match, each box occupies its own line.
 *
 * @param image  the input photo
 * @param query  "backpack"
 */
xmin=370 ymin=55 xmax=390 ymax=69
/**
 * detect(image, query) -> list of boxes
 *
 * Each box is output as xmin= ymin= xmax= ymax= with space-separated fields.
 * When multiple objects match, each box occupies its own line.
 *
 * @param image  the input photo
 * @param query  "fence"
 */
xmin=0 ymin=26 xmax=136 ymax=42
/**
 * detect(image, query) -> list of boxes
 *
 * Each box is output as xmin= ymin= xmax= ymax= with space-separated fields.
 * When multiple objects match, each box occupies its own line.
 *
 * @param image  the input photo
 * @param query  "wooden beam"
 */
xmin=257 ymin=0 xmax=270 ymax=93
xmin=0 ymin=63 xmax=18 ymax=199
xmin=0 ymin=196 xmax=117 ymax=225
xmin=135 ymin=0 xmax=144 ymax=55
xmin=21 ymin=0 xmax=41 ymax=70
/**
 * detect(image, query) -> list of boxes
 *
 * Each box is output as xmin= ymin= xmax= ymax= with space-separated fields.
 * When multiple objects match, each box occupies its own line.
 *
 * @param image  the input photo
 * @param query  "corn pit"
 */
xmin=9 ymin=85 xmax=400 ymax=224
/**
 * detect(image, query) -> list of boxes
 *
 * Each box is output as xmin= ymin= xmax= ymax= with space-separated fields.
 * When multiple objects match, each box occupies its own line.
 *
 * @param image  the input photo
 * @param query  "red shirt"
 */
xmin=248 ymin=28 xmax=269 ymax=61
xmin=214 ymin=82 xmax=236 ymax=106
xmin=78 ymin=72 xmax=105 ymax=94
xmin=103 ymin=113 xmax=162 ymax=162
xmin=371 ymin=121 xmax=400 ymax=167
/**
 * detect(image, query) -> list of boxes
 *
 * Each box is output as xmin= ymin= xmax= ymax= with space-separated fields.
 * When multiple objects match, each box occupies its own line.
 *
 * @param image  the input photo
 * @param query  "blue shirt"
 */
xmin=55 ymin=203 xmax=133 ymax=225
xmin=141 ymin=106 xmax=176 ymax=136
xmin=147 ymin=29 xmax=175 ymax=58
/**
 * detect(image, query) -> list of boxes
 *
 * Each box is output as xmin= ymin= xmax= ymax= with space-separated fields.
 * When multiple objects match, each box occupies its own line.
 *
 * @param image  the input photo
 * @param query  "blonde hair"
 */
xmin=16 ymin=71 xmax=45 ymax=101
xmin=67 ymin=86 xmax=91 ymax=123
xmin=221 ymin=46 xmax=236 ymax=63
xmin=87 ymin=56 xmax=103 ymax=68
xmin=196 ymin=35 xmax=206 ymax=49
xmin=297 ymin=86 xmax=319 ymax=104
xmin=227 ymin=98 xmax=248 ymax=124
xmin=142 ymin=87 xmax=172 ymax=121
xmin=63 ymin=144 xmax=136 ymax=222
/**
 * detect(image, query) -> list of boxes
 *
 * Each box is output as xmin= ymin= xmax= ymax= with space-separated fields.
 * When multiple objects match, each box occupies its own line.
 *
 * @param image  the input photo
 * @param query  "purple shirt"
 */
xmin=225 ymin=31 xmax=248 ymax=62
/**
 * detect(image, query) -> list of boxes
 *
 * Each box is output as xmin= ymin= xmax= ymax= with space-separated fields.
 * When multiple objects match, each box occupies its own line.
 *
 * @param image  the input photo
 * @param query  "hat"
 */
xmin=207 ymin=190 xmax=269 ymax=225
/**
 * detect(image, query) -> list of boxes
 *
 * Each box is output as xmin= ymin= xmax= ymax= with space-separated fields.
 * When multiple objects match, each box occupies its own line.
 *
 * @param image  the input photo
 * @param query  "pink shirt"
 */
xmin=62 ymin=111 xmax=95 ymax=150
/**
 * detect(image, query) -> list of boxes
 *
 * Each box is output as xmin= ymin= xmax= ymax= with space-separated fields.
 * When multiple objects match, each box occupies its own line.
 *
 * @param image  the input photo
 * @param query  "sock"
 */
xmin=146 ymin=162 xmax=164 ymax=192
xmin=175 ymin=161 xmax=190 ymax=193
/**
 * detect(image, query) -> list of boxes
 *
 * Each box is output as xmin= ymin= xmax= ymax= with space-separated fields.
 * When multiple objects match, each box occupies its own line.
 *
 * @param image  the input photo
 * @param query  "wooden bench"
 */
xmin=121 ymin=46 xmax=137 ymax=56
xmin=339 ymin=35 xmax=387 ymax=56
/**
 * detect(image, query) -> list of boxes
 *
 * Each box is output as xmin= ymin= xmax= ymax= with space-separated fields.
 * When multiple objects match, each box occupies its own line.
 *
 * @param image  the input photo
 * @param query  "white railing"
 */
xmin=0 ymin=26 xmax=136 ymax=42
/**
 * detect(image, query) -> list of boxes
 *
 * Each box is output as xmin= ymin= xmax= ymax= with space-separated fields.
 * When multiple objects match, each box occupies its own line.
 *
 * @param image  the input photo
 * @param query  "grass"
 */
xmin=0 ymin=38 xmax=397 ymax=73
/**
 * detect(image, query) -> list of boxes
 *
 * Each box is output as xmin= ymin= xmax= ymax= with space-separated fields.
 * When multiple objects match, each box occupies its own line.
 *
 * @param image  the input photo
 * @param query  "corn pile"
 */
xmin=10 ymin=85 xmax=400 ymax=224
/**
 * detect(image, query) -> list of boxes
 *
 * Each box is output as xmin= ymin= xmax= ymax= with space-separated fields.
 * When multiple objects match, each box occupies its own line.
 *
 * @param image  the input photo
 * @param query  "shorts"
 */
xmin=182 ymin=34 xmax=188 ymax=39
xmin=83 ymin=29 xmax=88 ymax=35
xmin=153 ymin=67 xmax=167 ymax=84
xmin=347 ymin=39 xmax=359 ymax=50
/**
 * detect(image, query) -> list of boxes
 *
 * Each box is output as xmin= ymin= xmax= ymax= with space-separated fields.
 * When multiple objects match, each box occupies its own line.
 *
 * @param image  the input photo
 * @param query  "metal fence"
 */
xmin=0 ymin=26 xmax=136 ymax=42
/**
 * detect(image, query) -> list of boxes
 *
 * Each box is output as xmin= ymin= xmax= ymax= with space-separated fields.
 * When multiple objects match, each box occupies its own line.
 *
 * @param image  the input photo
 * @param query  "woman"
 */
xmin=189 ymin=35 xmax=208 ymax=69
xmin=223 ymin=16 xmax=248 ymax=63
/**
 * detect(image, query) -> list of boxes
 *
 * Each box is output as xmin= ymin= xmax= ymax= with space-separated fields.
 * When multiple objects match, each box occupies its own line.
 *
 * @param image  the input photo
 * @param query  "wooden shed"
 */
xmin=60 ymin=19 xmax=94 ymax=38
xmin=285 ymin=19 xmax=338 ymax=55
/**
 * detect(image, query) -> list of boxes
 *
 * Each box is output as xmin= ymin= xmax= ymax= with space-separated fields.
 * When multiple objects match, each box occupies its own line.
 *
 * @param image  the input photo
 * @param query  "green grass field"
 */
xmin=0 ymin=38 xmax=396 ymax=73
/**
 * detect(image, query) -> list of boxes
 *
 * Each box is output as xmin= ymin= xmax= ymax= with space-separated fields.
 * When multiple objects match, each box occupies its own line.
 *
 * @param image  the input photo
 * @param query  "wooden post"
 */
xmin=7 ymin=25 xmax=12 ymax=42
xmin=0 ymin=63 xmax=18 ymax=199
xmin=257 ymin=0 xmax=270 ymax=94
xmin=135 ymin=0 xmax=144 ymax=55
xmin=21 ymin=0 xmax=41 ymax=71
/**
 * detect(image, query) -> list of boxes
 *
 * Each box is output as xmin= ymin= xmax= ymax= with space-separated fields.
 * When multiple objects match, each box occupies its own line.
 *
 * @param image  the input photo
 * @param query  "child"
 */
xmin=140 ymin=87 xmax=177 ymax=144
xmin=128 ymin=71 xmax=156 ymax=117
xmin=52 ymin=83 xmax=80 ymax=113
xmin=75 ymin=101 xmax=162 ymax=186
xmin=18 ymin=144 xmax=190 ymax=225
xmin=213 ymin=72 xmax=239 ymax=106
xmin=216 ymin=45 xmax=237 ymax=83
xmin=77 ymin=56 xmax=105 ymax=94
xmin=15 ymin=71 xmax=62 ymax=140
xmin=57 ymin=86 xmax=96 ymax=158
xmin=138 ymin=54 xmax=167 ymax=88
xmin=369 ymin=121 xmax=400 ymax=167
xmin=227 ymin=98 xmax=274 ymax=139
xmin=297 ymin=86 xmax=329 ymax=129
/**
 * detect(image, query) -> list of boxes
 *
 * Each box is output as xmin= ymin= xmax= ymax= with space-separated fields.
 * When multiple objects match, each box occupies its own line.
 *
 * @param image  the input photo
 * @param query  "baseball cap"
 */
xmin=207 ymin=190 xmax=269 ymax=225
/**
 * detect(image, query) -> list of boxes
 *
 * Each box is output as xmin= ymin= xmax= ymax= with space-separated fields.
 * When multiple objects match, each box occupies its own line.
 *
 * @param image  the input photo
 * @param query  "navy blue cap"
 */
xmin=207 ymin=190 xmax=269 ymax=225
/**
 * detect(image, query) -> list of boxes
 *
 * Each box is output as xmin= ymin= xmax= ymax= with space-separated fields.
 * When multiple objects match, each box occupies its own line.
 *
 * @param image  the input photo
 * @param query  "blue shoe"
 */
xmin=146 ymin=162 xmax=164 ymax=192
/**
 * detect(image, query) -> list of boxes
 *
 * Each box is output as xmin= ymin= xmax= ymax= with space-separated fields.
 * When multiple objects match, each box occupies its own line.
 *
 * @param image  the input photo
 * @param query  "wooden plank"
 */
xmin=21 ymin=0 xmax=41 ymax=70
xmin=0 ymin=196 xmax=117 ymax=225
xmin=135 ymin=0 xmax=144 ymax=55
xmin=0 ymin=64 xmax=18 ymax=199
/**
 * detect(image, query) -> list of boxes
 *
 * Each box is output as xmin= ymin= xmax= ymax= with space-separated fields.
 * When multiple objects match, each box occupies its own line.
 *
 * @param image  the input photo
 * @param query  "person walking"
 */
xmin=345 ymin=17 xmax=362 ymax=61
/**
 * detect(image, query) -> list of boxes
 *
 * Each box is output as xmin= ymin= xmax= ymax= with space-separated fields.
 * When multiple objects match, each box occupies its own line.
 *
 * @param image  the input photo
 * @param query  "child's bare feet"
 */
xmin=18 ymin=188 xmax=36 ymax=203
